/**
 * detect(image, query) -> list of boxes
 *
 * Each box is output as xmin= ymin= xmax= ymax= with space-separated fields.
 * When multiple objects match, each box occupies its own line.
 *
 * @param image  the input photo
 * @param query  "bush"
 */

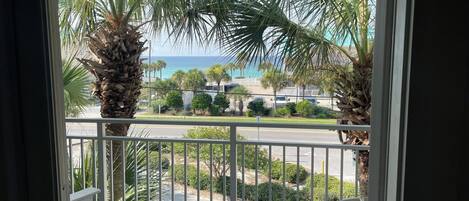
xmin=304 ymin=174 xmax=356 ymax=201
xmin=175 ymin=127 xmax=269 ymax=177
xmin=244 ymin=182 xmax=308 ymax=201
xmin=213 ymin=93 xmax=230 ymax=113
xmin=312 ymin=106 xmax=336 ymax=118
xmin=209 ymin=105 xmax=221 ymax=116
xmin=214 ymin=176 xmax=243 ymax=197
xmin=192 ymin=93 xmax=212 ymax=113
xmin=247 ymin=99 xmax=266 ymax=115
xmin=286 ymin=102 xmax=297 ymax=114
xmin=274 ymin=107 xmax=291 ymax=117
xmin=282 ymin=163 xmax=308 ymax=183
xmin=165 ymin=91 xmax=183 ymax=111
xmin=174 ymin=164 xmax=212 ymax=190
xmin=151 ymin=99 xmax=169 ymax=113
xmin=246 ymin=110 xmax=254 ymax=117
xmin=296 ymin=100 xmax=314 ymax=117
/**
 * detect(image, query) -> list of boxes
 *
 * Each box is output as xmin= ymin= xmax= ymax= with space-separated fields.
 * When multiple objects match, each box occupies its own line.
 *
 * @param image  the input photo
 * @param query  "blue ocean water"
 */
xmin=142 ymin=56 xmax=264 ymax=79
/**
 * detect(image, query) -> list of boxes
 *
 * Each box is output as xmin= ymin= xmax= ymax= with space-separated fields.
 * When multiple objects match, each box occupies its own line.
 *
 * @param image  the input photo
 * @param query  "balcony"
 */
xmin=66 ymin=118 xmax=369 ymax=201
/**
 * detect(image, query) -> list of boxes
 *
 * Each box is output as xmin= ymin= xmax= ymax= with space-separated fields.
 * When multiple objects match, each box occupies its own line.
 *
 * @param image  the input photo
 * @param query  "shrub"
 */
xmin=312 ymin=106 xmax=336 ymax=118
xmin=304 ymin=174 xmax=356 ymax=201
xmin=175 ymin=127 xmax=269 ymax=177
xmin=174 ymin=164 xmax=211 ymax=190
xmin=274 ymin=107 xmax=291 ymax=117
xmin=192 ymin=93 xmax=212 ymax=113
xmin=246 ymin=110 xmax=254 ymax=117
xmin=151 ymin=99 xmax=169 ymax=113
xmin=244 ymin=182 xmax=308 ymax=201
xmin=281 ymin=163 xmax=308 ymax=183
xmin=165 ymin=91 xmax=183 ymax=111
xmin=209 ymin=105 xmax=221 ymax=116
xmin=286 ymin=102 xmax=297 ymax=114
xmin=213 ymin=93 xmax=230 ymax=113
xmin=247 ymin=99 xmax=266 ymax=115
xmin=214 ymin=176 xmax=243 ymax=197
xmin=153 ymin=79 xmax=178 ymax=98
xmin=296 ymin=100 xmax=314 ymax=117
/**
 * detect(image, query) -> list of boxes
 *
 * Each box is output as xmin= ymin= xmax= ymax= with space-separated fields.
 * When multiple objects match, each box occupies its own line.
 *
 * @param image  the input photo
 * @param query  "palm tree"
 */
xmin=206 ymin=64 xmax=231 ymax=93
xmin=155 ymin=60 xmax=167 ymax=80
xmin=236 ymin=51 xmax=248 ymax=78
xmin=291 ymin=69 xmax=320 ymax=99
xmin=168 ymin=0 xmax=374 ymax=195
xmin=258 ymin=61 xmax=273 ymax=72
xmin=228 ymin=85 xmax=250 ymax=116
xmin=260 ymin=69 xmax=289 ymax=112
xmin=183 ymin=69 xmax=206 ymax=94
xmin=171 ymin=70 xmax=186 ymax=90
xmin=224 ymin=63 xmax=237 ymax=78
xmin=62 ymin=55 xmax=90 ymax=117
xmin=59 ymin=0 xmax=188 ymax=199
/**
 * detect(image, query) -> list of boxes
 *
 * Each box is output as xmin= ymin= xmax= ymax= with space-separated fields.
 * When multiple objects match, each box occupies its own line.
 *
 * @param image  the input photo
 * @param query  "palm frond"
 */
xmin=62 ymin=54 xmax=90 ymax=117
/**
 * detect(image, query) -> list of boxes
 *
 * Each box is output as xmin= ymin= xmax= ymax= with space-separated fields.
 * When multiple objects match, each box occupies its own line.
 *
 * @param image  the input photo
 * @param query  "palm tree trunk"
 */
xmin=160 ymin=69 xmax=162 ymax=80
xmin=78 ymin=22 xmax=144 ymax=201
xmin=217 ymin=82 xmax=221 ymax=93
xmin=238 ymin=100 xmax=244 ymax=116
xmin=335 ymin=60 xmax=372 ymax=197
xmin=302 ymin=85 xmax=306 ymax=99
xmin=273 ymin=91 xmax=277 ymax=111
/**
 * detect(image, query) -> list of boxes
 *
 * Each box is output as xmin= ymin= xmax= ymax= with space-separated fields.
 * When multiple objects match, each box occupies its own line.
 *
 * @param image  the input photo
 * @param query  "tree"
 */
xmin=183 ymin=69 xmax=207 ymax=94
xmin=155 ymin=60 xmax=167 ymax=80
xmin=291 ymin=69 xmax=320 ymax=99
xmin=206 ymin=64 xmax=231 ymax=93
xmin=165 ymin=91 xmax=183 ymax=111
xmin=224 ymin=63 xmax=237 ymax=78
xmin=191 ymin=93 xmax=212 ymax=114
xmin=171 ymin=70 xmax=186 ymax=90
xmin=236 ymin=51 xmax=248 ymax=78
xmin=62 ymin=55 xmax=90 ymax=117
xmin=260 ymin=69 xmax=288 ymax=112
xmin=168 ymin=0 xmax=374 ymax=195
xmin=213 ymin=93 xmax=230 ymax=113
xmin=258 ymin=61 xmax=273 ymax=72
xmin=228 ymin=85 xmax=250 ymax=116
xmin=59 ymin=0 xmax=189 ymax=199
xmin=153 ymin=79 xmax=177 ymax=98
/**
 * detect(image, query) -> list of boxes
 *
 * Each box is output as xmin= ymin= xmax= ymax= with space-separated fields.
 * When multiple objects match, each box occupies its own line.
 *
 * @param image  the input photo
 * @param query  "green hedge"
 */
xmin=304 ymin=174 xmax=357 ymax=201
xmin=173 ymin=164 xmax=212 ymax=190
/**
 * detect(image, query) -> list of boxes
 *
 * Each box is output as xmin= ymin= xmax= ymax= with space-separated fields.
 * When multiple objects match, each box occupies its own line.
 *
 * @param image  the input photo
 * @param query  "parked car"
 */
xmin=273 ymin=96 xmax=290 ymax=107
xmin=304 ymin=97 xmax=319 ymax=105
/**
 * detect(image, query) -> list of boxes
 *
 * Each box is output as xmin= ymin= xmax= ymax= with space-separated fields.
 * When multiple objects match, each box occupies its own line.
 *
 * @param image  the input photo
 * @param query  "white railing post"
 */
xmin=229 ymin=125 xmax=237 ymax=200
xmin=96 ymin=122 xmax=107 ymax=201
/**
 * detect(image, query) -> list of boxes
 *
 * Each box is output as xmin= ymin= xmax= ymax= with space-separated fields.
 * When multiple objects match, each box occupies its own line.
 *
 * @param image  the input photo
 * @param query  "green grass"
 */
xmin=136 ymin=114 xmax=336 ymax=124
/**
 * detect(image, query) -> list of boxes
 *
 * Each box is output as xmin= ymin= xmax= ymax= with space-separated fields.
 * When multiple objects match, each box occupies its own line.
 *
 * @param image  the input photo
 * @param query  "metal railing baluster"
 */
xmin=255 ymin=145 xmax=258 ymax=201
xmin=282 ymin=146 xmax=286 ymax=201
xmin=222 ymin=144 xmax=226 ymax=201
xmin=197 ymin=143 xmax=200 ymax=201
xmin=340 ymin=149 xmax=344 ymax=200
xmin=229 ymin=125 xmax=237 ymax=201
xmin=146 ymin=142 xmax=150 ymax=201
xmin=80 ymin=139 xmax=85 ymax=189
xmin=134 ymin=141 xmax=138 ymax=201
xmin=184 ymin=142 xmax=187 ymax=201
xmin=355 ymin=150 xmax=360 ymax=197
xmin=96 ymin=122 xmax=106 ymax=201
xmin=122 ymin=141 xmax=126 ymax=201
xmin=311 ymin=147 xmax=314 ymax=200
xmin=241 ymin=144 xmax=245 ymax=201
xmin=110 ymin=140 xmax=114 ymax=201
xmin=171 ymin=142 xmax=174 ymax=201
xmin=296 ymin=146 xmax=300 ymax=201
xmin=209 ymin=143 xmax=213 ymax=201
xmin=69 ymin=138 xmax=74 ymax=193
xmin=158 ymin=142 xmax=162 ymax=201
xmin=268 ymin=145 xmax=272 ymax=201
xmin=325 ymin=148 xmax=329 ymax=201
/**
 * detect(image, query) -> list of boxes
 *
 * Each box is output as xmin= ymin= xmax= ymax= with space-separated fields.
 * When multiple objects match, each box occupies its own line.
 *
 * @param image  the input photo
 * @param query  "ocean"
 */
xmin=142 ymin=56 xmax=264 ymax=79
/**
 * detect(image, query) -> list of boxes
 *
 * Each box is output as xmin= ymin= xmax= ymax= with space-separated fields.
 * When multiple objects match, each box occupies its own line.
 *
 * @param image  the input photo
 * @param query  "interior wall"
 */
xmin=404 ymin=1 xmax=469 ymax=200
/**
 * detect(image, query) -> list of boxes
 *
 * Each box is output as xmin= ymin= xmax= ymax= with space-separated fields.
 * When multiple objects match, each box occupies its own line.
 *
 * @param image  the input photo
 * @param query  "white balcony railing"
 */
xmin=65 ymin=118 xmax=370 ymax=201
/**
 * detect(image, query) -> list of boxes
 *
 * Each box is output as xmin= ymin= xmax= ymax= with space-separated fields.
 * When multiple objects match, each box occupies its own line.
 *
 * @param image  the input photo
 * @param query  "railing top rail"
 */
xmin=65 ymin=118 xmax=371 ymax=131
xmin=65 ymin=135 xmax=370 ymax=150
